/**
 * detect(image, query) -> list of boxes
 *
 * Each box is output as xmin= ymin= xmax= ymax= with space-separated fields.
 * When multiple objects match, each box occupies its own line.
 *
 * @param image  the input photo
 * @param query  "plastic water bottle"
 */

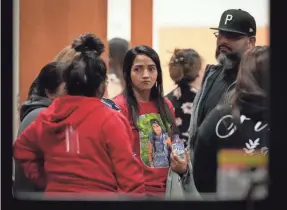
xmin=172 ymin=134 xmax=185 ymax=160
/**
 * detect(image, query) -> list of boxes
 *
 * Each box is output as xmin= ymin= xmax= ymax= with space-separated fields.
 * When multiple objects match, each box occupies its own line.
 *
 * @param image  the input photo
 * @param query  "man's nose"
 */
xmin=218 ymin=34 xmax=230 ymax=45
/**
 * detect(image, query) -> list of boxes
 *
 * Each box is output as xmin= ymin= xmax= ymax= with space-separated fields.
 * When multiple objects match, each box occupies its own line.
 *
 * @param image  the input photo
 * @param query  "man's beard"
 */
xmin=216 ymin=49 xmax=242 ymax=71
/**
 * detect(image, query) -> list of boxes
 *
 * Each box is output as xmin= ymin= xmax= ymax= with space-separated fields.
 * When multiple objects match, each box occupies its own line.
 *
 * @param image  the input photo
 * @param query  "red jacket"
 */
xmin=113 ymin=94 xmax=175 ymax=197
xmin=13 ymin=96 xmax=145 ymax=195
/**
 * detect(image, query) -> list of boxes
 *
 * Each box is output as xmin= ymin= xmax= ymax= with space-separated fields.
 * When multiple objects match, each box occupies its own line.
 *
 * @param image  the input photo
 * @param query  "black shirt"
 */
xmin=166 ymin=85 xmax=197 ymax=147
xmin=193 ymin=101 xmax=269 ymax=193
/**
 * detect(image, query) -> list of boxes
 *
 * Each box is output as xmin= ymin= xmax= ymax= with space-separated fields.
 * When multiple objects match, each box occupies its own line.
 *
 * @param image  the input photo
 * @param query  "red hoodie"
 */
xmin=13 ymin=95 xmax=145 ymax=195
xmin=113 ymin=94 xmax=175 ymax=197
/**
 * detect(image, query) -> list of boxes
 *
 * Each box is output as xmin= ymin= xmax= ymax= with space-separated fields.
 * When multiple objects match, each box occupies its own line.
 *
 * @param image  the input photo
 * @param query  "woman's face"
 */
xmin=130 ymin=55 xmax=158 ymax=91
xmin=152 ymin=122 xmax=162 ymax=135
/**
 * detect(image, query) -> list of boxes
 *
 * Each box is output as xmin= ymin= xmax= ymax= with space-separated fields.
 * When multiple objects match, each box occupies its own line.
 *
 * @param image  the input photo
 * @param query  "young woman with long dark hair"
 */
xmin=192 ymin=46 xmax=270 ymax=193
xmin=14 ymin=62 xmax=66 ymax=194
xmin=114 ymin=45 xmax=188 ymax=197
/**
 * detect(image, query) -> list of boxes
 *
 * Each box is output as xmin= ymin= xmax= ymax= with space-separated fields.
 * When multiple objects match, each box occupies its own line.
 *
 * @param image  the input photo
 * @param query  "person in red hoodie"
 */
xmin=13 ymin=33 xmax=145 ymax=197
xmin=113 ymin=45 xmax=188 ymax=198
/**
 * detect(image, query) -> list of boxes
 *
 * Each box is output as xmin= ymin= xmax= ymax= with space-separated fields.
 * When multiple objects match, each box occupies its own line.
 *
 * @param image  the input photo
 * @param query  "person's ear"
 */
xmin=249 ymin=37 xmax=256 ymax=47
xmin=45 ymin=89 xmax=55 ymax=100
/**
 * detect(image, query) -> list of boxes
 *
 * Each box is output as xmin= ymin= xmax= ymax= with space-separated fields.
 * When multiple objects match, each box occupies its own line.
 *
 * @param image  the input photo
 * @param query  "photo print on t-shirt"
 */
xmin=137 ymin=113 xmax=171 ymax=168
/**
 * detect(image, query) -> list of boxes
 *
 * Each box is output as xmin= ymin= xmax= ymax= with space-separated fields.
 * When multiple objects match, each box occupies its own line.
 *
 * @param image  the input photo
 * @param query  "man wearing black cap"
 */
xmin=187 ymin=9 xmax=256 ymax=159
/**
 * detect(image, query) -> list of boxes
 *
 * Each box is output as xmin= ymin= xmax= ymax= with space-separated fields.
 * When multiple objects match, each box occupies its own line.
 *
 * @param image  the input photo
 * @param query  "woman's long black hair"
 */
xmin=27 ymin=62 xmax=64 ymax=100
xmin=123 ymin=45 xmax=176 ymax=135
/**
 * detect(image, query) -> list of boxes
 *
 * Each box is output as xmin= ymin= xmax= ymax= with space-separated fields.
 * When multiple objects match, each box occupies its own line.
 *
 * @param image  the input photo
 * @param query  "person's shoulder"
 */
xmin=203 ymin=64 xmax=223 ymax=77
xmin=113 ymin=94 xmax=127 ymax=109
xmin=18 ymin=107 xmax=47 ymax=136
xmin=113 ymin=94 xmax=126 ymax=106
xmin=102 ymin=107 xmax=130 ymax=129
xmin=164 ymin=97 xmax=174 ymax=111
xmin=204 ymin=104 xmax=232 ymax=125
xmin=101 ymin=98 xmax=121 ymax=111
xmin=165 ymin=91 xmax=173 ymax=100
xmin=112 ymin=94 xmax=129 ymax=117
xmin=22 ymin=107 xmax=48 ymax=126
xmin=206 ymin=64 xmax=223 ymax=70
xmin=199 ymin=104 xmax=232 ymax=132
xmin=214 ymin=104 xmax=232 ymax=115
xmin=165 ymin=87 xmax=178 ymax=98
xmin=201 ymin=64 xmax=223 ymax=84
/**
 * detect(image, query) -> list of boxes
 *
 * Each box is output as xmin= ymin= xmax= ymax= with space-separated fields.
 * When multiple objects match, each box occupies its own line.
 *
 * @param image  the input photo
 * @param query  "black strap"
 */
xmin=101 ymin=98 xmax=120 ymax=111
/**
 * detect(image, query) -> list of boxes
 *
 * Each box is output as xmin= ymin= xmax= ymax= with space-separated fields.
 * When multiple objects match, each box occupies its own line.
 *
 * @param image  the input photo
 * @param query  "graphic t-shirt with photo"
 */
xmin=137 ymin=113 xmax=171 ymax=168
xmin=112 ymin=94 xmax=175 ymax=195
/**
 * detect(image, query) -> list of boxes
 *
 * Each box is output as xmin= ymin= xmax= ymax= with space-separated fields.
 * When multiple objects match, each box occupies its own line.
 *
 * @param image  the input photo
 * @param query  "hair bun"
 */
xmin=170 ymin=56 xmax=185 ymax=64
xmin=74 ymin=33 xmax=105 ymax=56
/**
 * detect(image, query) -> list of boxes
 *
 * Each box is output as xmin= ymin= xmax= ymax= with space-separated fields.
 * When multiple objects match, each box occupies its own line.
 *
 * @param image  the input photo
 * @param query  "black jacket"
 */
xmin=188 ymin=64 xmax=237 ymax=150
xmin=193 ymin=96 xmax=269 ymax=193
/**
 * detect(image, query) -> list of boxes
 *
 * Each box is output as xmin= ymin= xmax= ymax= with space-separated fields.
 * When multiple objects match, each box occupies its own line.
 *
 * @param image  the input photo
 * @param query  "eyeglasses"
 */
xmin=214 ymin=31 xmax=247 ymax=40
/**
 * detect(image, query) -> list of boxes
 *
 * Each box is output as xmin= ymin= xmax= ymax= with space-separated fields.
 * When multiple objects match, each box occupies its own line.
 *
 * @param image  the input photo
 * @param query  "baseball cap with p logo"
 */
xmin=210 ymin=9 xmax=257 ymax=37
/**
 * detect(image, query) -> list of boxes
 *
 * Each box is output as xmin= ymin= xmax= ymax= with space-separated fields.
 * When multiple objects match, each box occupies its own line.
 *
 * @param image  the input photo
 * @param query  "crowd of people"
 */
xmin=13 ymin=8 xmax=270 ymax=199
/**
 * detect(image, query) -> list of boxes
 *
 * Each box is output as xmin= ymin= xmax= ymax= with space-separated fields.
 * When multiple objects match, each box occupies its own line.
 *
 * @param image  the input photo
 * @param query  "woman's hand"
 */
xmin=170 ymin=150 xmax=189 ymax=175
